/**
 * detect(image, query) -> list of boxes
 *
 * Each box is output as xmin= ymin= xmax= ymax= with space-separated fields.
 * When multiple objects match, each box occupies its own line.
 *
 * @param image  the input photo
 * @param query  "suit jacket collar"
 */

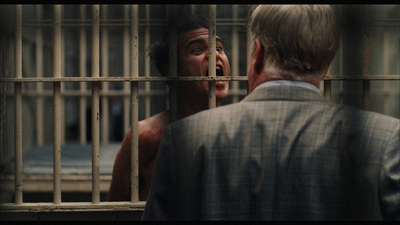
xmin=242 ymin=85 xmax=326 ymax=103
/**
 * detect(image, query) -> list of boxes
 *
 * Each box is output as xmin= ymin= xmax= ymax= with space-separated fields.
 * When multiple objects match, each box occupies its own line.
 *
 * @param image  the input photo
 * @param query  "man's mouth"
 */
xmin=216 ymin=66 xmax=223 ymax=76
xmin=206 ymin=65 xmax=224 ymax=77
xmin=205 ymin=66 xmax=225 ymax=87
xmin=215 ymin=66 xmax=225 ymax=87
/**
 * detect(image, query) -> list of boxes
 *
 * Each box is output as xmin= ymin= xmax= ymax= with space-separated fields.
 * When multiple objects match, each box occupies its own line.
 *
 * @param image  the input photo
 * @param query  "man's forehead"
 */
xmin=179 ymin=28 xmax=223 ymax=47
xmin=179 ymin=28 xmax=208 ymax=42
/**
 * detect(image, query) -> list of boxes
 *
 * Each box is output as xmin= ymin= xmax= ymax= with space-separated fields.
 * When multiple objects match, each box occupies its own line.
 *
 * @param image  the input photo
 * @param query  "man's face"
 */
xmin=177 ymin=28 xmax=230 ymax=102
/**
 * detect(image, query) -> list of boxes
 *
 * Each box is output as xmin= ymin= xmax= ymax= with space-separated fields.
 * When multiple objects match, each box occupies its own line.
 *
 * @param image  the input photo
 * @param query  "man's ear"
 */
xmin=321 ymin=67 xmax=329 ymax=80
xmin=253 ymin=39 xmax=265 ymax=74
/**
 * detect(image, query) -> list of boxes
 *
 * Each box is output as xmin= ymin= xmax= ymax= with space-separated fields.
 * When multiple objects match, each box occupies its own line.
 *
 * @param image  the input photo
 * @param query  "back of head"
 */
xmin=248 ymin=5 xmax=340 ymax=78
xmin=148 ymin=15 xmax=209 ymax=76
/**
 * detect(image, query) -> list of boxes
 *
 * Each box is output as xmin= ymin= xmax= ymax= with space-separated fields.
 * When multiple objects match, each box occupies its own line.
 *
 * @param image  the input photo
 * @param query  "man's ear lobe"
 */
xmin=253 ymin=39 xmax=265 ymax=74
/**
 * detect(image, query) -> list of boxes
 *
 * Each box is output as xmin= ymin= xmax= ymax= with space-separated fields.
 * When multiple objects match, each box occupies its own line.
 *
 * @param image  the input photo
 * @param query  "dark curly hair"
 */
xmin=148 ymin=15 xmax=209 ymax=77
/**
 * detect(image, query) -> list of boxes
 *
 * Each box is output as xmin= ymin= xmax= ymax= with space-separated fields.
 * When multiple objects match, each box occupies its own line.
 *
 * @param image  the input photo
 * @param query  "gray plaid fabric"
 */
xmin=142 ymin=85 xmax=400 ymax=220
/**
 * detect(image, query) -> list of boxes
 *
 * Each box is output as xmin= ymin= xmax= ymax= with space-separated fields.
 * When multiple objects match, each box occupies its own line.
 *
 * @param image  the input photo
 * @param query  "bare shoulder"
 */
xmin=119 ymin=111 xmax=169 ymax=151
xmin=138 ymin=110 xmax=170 ymax=144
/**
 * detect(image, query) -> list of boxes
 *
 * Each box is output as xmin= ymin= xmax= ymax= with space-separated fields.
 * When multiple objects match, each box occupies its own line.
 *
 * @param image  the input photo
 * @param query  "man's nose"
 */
xmin=206 ymin=49 xmax=222 ymax=62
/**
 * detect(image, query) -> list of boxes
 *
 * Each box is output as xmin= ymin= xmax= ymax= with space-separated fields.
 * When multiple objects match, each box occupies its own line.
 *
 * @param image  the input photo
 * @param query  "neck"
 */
xmin=177 ymin=93 xmax=220 ymax=120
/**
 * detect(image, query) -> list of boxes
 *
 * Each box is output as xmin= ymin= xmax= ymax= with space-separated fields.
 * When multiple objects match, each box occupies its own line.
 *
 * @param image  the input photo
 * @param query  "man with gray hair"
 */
xmin=142 ymin=5 xmax=399 ymax=220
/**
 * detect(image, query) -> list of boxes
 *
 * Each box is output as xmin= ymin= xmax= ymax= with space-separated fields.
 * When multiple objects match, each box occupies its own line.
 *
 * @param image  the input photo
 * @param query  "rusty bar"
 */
xmin=383 ymin=28 xmax=390 ymax=115
xmin=144 ymin=5 xmax=151 ymax=118
xmin=91 ymin=4 xmax=101 ymax=204
xmin=3 ymin=75 xmax=400 ymax=83
xmin=79 ymin=5 xmax=87 ymax=145
xmin=14 ymin=4 xmax=23 ymax=205
xmin=168 ymin=5 xmax=178 ymax=123
xmin=231 ymin=5 xmax=240 ymax=103
xmin=53 ymin=4 xmax=62 ymax=204
xmin=363 ymin=5 xmax=371 ymax=111
xmin=130 ymin=4 xmax=139 ymax=203
xmin=101 ymin=5 xmax=110 ymax=144
xmin=208 ymin=4 xmax=216 ymax=109
xmin=123 ymin=5 xmax=130 ymax=134
xmin=36 ymin=5 xmax=44 ymax=146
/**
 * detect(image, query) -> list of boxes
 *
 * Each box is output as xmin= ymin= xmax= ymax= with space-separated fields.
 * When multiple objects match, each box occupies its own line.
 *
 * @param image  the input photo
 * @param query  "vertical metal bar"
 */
xmin=123 ymin=5 xmax=130 ymax=134
xmin=91 ymin=4 xmax=100 ymax=204
xmin=190 ymin=4 xmax=195 ymax=14
xmin=144 ymin=5 xmax=151 ymax=118
xmin=14 ymin=4 xmax=23 ymax=205
xmin=53 ymin=4 xmax=62 ymax=204
xmin=363 ymin=80 xmax=370 ymax=111
xmin=101 ymin=5 xmax=109 ymax=144
xmin=61 ymin=18 xmax=66 ymax=146
xmin=14 ymin=5 xmax=22 ymax=77
xmin=168 ymin=5 xmax=178 ymax=123
xmin=339 ymin=31 xmax=344 ymax=104
xmin=231 ymin=5 xmax=239 ymax=103
xmin=324 ymin=80 xmax=332 ymax=100
xmin=130 ymin=4 xmax=139 ymax=203
xmin=14 ymin=85 xmax=22 ymax=204
xmin=246 ymin=5 xmax=253 ymax=63
xmin=382 ymin=28 xmax=390 ymax=115
xmin=246 ymin=5 xmax=253 ymax=95
xmin=208 ymin=4 xmax=217 ymax=109
xmin=36 ymin=5 xmax=44 ymax=146
xmin=79 ymin=5 xmax=87 ymax=145
xmin=363 ymin=5 xmax=370 ymax=111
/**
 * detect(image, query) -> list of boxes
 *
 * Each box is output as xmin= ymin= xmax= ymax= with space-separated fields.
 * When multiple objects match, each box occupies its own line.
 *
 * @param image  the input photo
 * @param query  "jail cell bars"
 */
xmin=0 ymin=4 xmax=399 ymax=217
xmin=0 ymin=4 xmax=251 ymax=214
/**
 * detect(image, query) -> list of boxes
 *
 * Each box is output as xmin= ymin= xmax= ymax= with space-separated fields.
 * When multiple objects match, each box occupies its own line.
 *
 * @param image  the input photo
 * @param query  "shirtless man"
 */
xmin=107 ymin=15 xmax=231 ymax=201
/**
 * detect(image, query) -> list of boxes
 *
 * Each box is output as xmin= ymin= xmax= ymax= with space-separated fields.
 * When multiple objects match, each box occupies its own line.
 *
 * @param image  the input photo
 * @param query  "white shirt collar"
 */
xmin=254 ymin=80 xmax=322 ymax=96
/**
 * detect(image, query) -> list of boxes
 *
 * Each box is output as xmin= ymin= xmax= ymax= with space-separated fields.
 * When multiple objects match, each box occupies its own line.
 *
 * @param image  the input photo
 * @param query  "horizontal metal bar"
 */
xmin=22 ymin=18 xmax=248 ymax=27
xmin=0 ymin=202 xmax=145 ymax=213
xmin=7 ymin=87 xmax=397 ymax=99
xmin=0 ymin=76 xmax=249 ymax=83
xmin=4 ymin=90 xmax=169 ymax=97
xmin=1 ymin=175 xmax=112 ymax=192
xmin=23 ymin=20 xmax=399 ymax=28
xmin=24 ymin=23 xmax=249 ymax=28
xmin=324 ymin=75 xmax=400 ymax=80
xmin=1 ymin=75 xmax=399 ymax=83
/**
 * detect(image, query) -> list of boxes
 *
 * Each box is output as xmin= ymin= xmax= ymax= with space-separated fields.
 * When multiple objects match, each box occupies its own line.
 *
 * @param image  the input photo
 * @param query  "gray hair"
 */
xmin=248 ymin=5 xmax=340 ymax=78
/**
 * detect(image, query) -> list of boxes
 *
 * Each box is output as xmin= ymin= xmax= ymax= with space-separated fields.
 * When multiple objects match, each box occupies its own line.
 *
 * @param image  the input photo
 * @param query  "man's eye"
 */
xmin=192 ymin=48 xmax=203 ymax=53
xmin=216 ymin=46 xmax=223 ymax=52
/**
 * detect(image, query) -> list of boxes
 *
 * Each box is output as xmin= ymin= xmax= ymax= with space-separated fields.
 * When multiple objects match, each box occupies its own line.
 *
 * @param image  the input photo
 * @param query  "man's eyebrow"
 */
xmin=185 ymin=38 xmax=205 ymax=51
xmin=185 ymin=37 xmax=224 ymax=51
xmin=216 ymin=37 xmax=223 ymax=44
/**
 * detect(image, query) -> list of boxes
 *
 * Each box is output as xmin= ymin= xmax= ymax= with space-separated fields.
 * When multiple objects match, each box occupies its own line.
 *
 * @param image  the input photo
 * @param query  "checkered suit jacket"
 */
xmin=142 ymin=85 xmax=400 ymax=220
